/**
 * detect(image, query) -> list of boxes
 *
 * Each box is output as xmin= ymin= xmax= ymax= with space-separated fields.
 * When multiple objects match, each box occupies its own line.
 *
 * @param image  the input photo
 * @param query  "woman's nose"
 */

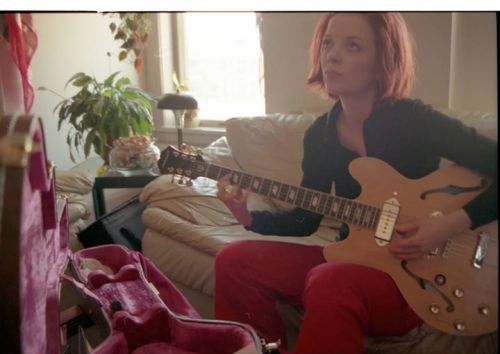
xmin=326 ymin=45 xmax=341 ymax=63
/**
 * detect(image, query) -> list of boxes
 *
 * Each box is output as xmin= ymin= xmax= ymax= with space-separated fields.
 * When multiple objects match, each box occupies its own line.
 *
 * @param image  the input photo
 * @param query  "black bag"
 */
xmin=77 ymin=195 xmax=146 ymax=251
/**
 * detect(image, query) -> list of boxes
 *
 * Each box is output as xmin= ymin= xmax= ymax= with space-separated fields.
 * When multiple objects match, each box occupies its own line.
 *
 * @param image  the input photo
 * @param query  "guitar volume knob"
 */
xmin=454 ymin=321 xmax=466 ymax=332
xmin=429 ymin=304 xmax=440 ymax=314
xmin=434 ymin=274 xmax=446 ymax=286
xmin=478 ymin=304 xmax=490 ymax=316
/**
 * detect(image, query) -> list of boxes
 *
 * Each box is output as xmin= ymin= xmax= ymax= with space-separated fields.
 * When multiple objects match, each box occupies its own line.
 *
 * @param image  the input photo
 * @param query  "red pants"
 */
xmin=214 ymin=240 xmax=422 ymax=354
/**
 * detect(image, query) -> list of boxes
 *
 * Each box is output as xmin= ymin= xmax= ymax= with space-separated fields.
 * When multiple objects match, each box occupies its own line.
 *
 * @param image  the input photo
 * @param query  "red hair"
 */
xmin=306 ymin=12 xmax=415 ymax=102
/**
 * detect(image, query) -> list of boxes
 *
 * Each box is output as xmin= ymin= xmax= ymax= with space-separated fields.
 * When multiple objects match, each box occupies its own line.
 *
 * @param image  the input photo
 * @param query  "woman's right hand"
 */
xmin=217 ymin=174 xmax=252 ymax=226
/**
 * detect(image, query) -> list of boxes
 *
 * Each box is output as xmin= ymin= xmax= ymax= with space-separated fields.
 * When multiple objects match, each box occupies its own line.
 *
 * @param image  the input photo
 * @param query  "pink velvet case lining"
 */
xmin=16 ymin=116 xmax=260 ymax=354
xmin=66 ymin=245 xmax=260 ymax=354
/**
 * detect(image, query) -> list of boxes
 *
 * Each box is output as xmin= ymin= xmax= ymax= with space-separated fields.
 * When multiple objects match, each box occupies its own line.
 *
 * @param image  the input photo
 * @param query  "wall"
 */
xmin=449 ymin=12 xmax=497 ymax=113
xmin=5 ymin=12 xmax=496 ymax=169
xmin=30 ymin=13 xmax=142 ymax=170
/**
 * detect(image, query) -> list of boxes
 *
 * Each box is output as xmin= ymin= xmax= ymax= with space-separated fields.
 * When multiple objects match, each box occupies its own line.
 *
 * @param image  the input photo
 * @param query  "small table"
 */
xmin=92 ymin=175 xmax=158 ymax=219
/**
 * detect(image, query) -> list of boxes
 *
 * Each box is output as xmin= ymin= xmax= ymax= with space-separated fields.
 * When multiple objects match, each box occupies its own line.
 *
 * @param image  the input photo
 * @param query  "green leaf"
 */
xmin=104 ymin=72 xmax=121 ymax=87
xmin=93 ymin=134 xmax=104 ymax=157
xmin=121 ymin=37 xmax=135 ymax=49
xmin=126 ymin=18 xmax=138 ymax=31
xmin=118 ymin=50 xmax=128 ymax=61
xmin=72 ymin=75 xmax=93 ymax=87
xmin=84 ymin=130 xmax=96 ymax=157
xmin=115 ymin=77 xmax=131 ymax=89
xmin=65 ymin=72 xmax=87 ymax=89
xmin=114 ymin=30 xmax=126 ymax=41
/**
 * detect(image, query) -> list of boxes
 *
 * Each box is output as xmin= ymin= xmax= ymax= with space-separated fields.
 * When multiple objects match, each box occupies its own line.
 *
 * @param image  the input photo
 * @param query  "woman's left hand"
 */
xmin=389 ymin=209 xmax=472 ymax=260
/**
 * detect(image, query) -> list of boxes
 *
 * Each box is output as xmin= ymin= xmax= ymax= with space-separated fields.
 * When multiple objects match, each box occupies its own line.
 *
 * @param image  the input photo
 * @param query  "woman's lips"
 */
xmin=324 ymin=70 xmax=342 ymax=78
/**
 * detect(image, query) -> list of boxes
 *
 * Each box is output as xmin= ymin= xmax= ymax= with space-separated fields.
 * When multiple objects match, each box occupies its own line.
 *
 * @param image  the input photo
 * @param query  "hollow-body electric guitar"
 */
xmin=158 ymin=145 xmax=498 ymax=336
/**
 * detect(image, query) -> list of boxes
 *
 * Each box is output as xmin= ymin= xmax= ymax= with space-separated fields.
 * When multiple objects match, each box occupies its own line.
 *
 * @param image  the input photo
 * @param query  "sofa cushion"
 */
xmin=225 ymin=113 xmax=318 ymax=186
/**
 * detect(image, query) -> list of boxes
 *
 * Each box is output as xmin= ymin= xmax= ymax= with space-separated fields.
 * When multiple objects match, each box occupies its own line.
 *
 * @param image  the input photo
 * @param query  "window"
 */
xmin=159 ymin=12 xmax=265 ymax=123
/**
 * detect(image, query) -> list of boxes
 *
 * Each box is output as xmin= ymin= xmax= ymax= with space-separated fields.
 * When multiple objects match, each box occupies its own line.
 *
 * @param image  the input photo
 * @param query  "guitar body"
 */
xmin=158 ymin=145 xmax=497 ymax=336
xmin=323 ymin=157 xmax=498 ymax=336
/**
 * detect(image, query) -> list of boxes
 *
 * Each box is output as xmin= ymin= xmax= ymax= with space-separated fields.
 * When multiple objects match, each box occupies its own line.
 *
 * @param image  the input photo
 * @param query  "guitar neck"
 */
xmin=200 ymin=161 xmax=381 ymax=230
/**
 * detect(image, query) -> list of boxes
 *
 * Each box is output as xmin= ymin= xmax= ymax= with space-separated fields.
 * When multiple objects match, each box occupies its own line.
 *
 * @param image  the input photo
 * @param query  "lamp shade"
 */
xmin=157 ymin=93 xmax=198 ymax=110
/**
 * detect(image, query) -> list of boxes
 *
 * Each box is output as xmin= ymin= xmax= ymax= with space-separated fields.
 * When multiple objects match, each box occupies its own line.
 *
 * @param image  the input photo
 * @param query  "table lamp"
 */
xmin=157 ymin=93 xmax=198 ymax=148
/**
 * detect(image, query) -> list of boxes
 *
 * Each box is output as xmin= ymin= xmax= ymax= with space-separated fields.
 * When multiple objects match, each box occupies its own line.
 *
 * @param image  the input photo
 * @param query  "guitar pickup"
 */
xmin=375 ymin=197 xmax=400 ymax=243
xmin=472 ymin=231 xmax=490 ymax=269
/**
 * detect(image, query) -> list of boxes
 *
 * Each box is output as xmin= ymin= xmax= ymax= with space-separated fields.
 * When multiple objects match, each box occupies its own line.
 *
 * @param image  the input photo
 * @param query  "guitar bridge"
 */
xmin=472 ymin=231 xmax=490 ymax=269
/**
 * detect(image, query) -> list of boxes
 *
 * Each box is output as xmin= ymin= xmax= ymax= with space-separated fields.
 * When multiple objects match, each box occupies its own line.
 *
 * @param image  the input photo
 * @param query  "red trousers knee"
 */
xmin=214 ymin=240 xmax=422 ymax=354
xmin=215 ymin=240 xmax=325 ymax=346
xmin=295 ymin=262 xmax=422 ymax=354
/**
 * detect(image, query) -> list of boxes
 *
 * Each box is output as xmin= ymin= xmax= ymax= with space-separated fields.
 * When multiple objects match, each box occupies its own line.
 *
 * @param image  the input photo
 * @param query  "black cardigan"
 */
xmin=246 ymin=98 xmax=497 ymax=236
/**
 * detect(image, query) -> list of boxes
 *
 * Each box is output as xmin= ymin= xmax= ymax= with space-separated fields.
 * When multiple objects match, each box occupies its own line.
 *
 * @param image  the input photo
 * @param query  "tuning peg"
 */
xmin=181 ymin=143 xmax=188 ymax=152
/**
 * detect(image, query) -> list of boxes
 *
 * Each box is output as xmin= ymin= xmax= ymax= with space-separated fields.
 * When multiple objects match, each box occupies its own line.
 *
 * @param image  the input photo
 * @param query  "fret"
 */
xmin=324 ymin=196 xmax=334 ymax=216
xmin=286 ymin=186 xmax=297 ymax=203
xmin=280 ymin=185 xmax=291 ymax=202
xmin=270 ymin=181 xmax=282 ymax=198
xmin=207 ymin=165 xmax=221 ymax=180
xmin=353 ymin=203 xmax=363 ymax=225
xmin=337 ymin=199 xmax=347 ymax=220
xmin=231 ymin=171 xmax=242 ymax=186
xmin=318 ymin=194 xmax=327 ymax=214
xmin=295 ymin=188 xmax=305 ymax=207
xmin=310 ymin=192 xmax=321 ymax=211
xmin=250 ymin=176 xmax=263 ymax=193
xmin=368 ymin=207 xmax=379 ymax=230
xmin=360 ymin=204 xmax=368 ymax=227
xmin=348 ymin=202 xmax=357 ymax=223
xmin=364 ymin=207 xmax=374 ymax=228
xmin=241 ymin=174 xmax=252 ymax=189
xmin=303 ymin=190 xmax=313 ymax=209
xmin=331 ymin=198 xmax=340 ymax=217
xmin=219 ymin=167 xmax=231 ymax=180
xmin=261 ymin=179 xmax=272 ymax=196
xmin=343 ymin=201 xmax=353 ymax=221
xmin=373 ymin=208 xmax=382 ymax=230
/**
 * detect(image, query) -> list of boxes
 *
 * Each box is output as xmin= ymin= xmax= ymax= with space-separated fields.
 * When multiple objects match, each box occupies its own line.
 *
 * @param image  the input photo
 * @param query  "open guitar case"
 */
xmin=0 ymin=115 xmax=270 ymax=354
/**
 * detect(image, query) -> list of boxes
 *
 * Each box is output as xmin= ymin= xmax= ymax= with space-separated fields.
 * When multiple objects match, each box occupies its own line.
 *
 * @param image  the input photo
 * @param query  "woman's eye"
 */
xmin=321 ymin=39 xmax=332 ymax=51
xmin=347 ymin=42 xmax=361 ymax=51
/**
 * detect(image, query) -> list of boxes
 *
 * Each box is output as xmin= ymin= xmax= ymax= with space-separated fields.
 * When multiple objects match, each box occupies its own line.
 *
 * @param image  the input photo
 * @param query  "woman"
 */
xmin=215 ymin=12 xmax=497 ymax=354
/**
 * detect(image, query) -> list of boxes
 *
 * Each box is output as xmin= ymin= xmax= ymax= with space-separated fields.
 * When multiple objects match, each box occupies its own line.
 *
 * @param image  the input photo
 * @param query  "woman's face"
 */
xmin=320 ymin=13 xmax=379 ymax=98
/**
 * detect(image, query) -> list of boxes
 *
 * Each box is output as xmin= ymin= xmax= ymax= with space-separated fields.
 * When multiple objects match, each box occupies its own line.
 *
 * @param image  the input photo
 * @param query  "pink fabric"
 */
xmin=132 ymin=342 xmax=199 ymax=354
xmin=5 ymin=13 xmax=38 ymax=112
xmin=18 ymin=117 xmax=259 ymax=354
xmin=20 ymin=119 xmax=68 ymax=354
xmin=215 ymin=240 xmax=422 ymax=354
xmin=74 ymin=245 xmax=258 ymax=353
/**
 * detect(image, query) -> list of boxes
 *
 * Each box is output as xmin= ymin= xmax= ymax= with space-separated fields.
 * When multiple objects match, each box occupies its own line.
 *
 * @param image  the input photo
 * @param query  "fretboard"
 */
xmin=200 ymin=161 xmax=381 ymax=230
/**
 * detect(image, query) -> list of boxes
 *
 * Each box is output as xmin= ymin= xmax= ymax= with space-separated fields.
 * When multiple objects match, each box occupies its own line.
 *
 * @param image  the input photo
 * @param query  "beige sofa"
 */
xmin=139 ymin=109 xmax=497 ymax=353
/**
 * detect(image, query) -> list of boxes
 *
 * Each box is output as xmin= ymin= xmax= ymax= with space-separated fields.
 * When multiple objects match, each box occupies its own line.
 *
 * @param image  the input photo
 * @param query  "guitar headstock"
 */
xmin=157 ymin=145 xmax=207 ymax=180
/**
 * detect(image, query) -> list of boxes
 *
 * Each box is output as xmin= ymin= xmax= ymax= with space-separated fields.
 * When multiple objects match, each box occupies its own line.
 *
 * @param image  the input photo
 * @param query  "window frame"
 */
xmin=157 ymin=12 xmax=265 ymax=128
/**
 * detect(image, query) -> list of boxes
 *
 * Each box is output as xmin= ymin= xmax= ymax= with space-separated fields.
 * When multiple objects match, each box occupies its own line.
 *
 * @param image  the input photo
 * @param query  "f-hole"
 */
xmin=401 ymin=260 xmax=455 ymax=312
xmin=420 ymin=179 xmax=488 ymax=200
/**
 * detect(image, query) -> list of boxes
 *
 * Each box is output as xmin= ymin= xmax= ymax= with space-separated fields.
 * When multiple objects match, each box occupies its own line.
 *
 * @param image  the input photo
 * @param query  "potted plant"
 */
xmin=39 ymin=71 xmax=155 ymax=163
xmin=104 ymin=13 xmax=152 ymax=72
